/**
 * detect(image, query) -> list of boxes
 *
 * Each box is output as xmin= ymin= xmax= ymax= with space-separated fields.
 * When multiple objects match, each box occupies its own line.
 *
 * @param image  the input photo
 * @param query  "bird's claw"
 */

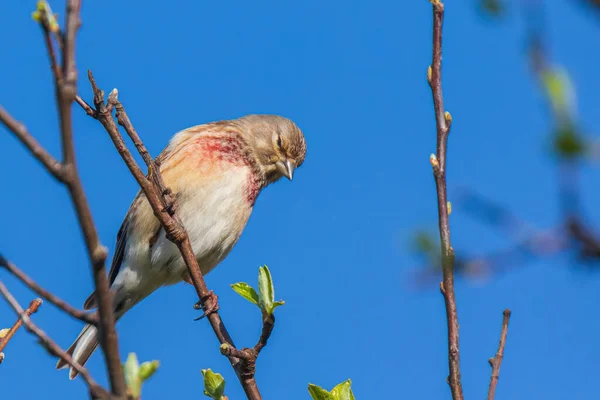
xmin=161 ymin=190 xmax=179 ymax=215
xmin=193 ymin=290 xmax=219 ymax=321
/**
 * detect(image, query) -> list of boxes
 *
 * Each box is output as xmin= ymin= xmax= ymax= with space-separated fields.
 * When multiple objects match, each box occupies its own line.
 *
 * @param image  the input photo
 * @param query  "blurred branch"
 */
xmin=84 ymin=71 xmax=264 ymax=400
xmin=0 ymin=298 xmax=42 ymax=364
xmin=426 ymin=1 xmax=464 ymax=399
xmin=414 ymin=0 xmax=600 ymax=286
xmin=0 ymin=256 xmax=97 ymax=325
xmin=0 ymin=282 xmax=108 ymax=398
xmin=412 ymin=228 xmax=567 ymax=288
xmin=577 ymin=0 xmax=600 ymax=14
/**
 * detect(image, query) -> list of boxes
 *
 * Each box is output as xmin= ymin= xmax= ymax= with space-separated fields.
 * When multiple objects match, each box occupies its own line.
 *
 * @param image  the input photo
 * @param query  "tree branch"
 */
xmin=487 ymin=309 xmax=511 ymax=400
xmin=85 ymin=72 xmax=263 ymax=400
xmin=426 ymin=1 xmax=464 ymax=399
xmin=0 ymin=255 xmax=97 ymax=325
xmin=0 ymin=298 xmax=42 ymax=363
xmin=11 ymin=2 xmax=127 ymax=395
xmin=253 ymin=314 xmax=275 ymax=356
xmin=0 ymin=281 xmax=108 ymax=399
xmin=0 ymin=106 xmax=65 ymax=181
xmin=218 ymin=313 xmax=276 ymax=384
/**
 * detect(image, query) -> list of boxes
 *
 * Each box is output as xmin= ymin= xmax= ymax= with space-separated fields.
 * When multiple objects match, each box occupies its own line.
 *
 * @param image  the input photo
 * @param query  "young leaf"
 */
xmin=330 ymin=379 xmax=356 ymax=400
xmin=308 ymin=384 xmax=335 ymax=400
xmin=31 ymin=1 xmax=59 ymax=32
xmin=258 ymin=265 xmax=284 ymax=315
xmin=202 ymin=368 xmax=226 ymax=399
xmin=542 ymin=67 xmax=575 ymax=120
xmin=123 ymin=353 xmax=141 ymax=398
xmin=230 ymin=282 xmax=259 ymax=306
xmin=309 ymin=380 xmax=356 ymax=400
xmin=257 ymin=265 xmax=274 ymax=313
xmin=272 ymin=300 xmax=285 ymax=311
xmin=138 ymin=360 xmax=160 ymax=381
xmin=554 ymin=125 xmax=584 ymax=159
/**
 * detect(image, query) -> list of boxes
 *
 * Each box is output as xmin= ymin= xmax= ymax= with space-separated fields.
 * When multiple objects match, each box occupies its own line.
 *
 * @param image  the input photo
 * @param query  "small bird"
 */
xmin=57 ymin=114 xmax=306 ymax=379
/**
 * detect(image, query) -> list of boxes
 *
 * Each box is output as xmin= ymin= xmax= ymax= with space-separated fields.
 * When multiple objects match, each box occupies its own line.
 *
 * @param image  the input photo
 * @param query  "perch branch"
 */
xmin=85 ymin=71 xmax=263 ymax=400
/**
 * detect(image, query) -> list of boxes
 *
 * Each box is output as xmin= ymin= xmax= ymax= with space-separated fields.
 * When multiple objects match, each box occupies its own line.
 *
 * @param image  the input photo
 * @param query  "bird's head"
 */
xmin=236 ymin=114 xmax=307 ymax=184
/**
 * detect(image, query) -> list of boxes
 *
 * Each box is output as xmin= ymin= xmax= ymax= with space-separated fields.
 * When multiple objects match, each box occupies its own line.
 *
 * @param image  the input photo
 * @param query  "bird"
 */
xmin=56 ymin=114 xmax=307 ymax=379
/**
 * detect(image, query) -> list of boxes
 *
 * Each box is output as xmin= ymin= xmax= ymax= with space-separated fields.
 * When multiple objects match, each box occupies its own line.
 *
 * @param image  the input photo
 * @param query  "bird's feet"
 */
xmin=194 ymin=290 xmax=220 ymax=321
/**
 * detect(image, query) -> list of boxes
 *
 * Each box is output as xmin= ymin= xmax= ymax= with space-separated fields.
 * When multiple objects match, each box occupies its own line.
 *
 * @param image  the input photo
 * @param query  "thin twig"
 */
xmin=0 ymin=281 xmax=108 ymax=399
xmin=109 ymin=95 xmax=177 ymax=215
xmin=253 ymin=314 xmax=275 ymax=355
xmin=487 ymin=309 xmax=512 ymax=400
xmin=0 ymin=256 xmax=97 ymax=325
xmin=0 ymin=298 xmax=42 ymax=361
xmin=426 ymin=1 xmax=464 ymax=399
xmin=86 ymin=72 xmax=263 ymax=400
xmin=0 ymin=106 xmax=65 ymax=181
xmin=43 ymin=12 xmax=97 ymax=119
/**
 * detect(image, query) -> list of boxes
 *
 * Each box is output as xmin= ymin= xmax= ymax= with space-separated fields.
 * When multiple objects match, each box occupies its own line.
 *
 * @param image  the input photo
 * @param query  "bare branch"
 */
xmin=0 ymin=298 xmax=42 ymax=361
xmin=217 ymin=313 xmax=276 ymax=385
xmin=0 ymin=281 xmax=108 ymax=399
xmin=0 ymin=106 xmax=65 ymax=181
xmin=487 ymin=309 xmax=512 ymax=400
xmin=253 ymin=314 xmax=275 ymax=356
xmin=426 ymin=1 xmax=464 ymax=399
xmin=86 ymin=72 xmax=263 ymax=400
xmin=0 ymin=255 xmax=97 ymax=325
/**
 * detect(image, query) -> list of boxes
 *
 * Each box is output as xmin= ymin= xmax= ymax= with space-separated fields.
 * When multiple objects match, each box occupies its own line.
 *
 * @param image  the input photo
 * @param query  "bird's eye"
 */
xmin=276 ymin=135 xmax=283 ymax=150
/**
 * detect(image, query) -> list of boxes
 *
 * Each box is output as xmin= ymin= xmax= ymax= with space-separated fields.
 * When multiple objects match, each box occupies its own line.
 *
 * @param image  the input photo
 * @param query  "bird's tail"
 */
xmin=56 ymin=323 xmax=99 ymax=379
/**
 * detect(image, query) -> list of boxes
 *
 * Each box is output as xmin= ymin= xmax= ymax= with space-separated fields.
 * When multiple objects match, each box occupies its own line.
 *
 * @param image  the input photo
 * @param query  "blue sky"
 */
xmin=2 ymin=0 xmax=600 ymax=399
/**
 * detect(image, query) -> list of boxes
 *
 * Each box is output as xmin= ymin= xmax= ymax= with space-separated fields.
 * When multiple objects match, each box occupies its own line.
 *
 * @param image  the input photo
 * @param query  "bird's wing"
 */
xmin=108 ymin=217 xmax=129 ymax=287
xmin=82 ymin=125 xmax=218 ymax=310
xmin=82 ymin=214 xmax=129 ymax=310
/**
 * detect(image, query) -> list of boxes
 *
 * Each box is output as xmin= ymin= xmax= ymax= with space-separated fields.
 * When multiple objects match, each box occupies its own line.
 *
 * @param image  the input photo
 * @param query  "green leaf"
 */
xmin=201 ymin=368 xmax=226 ymax=399
xmin=542 ymin=67 xmax=576 ymax=120
xmin=331 ymin=379 xmax=355 ymax=400
xmin=258 ymin=265 xmax=284 ymax=315
xmin=257 ymin=265 xmax=274 ymax=313
xmin=309 ymin=380 xmax=356 ymax=400
xmin=31 ymin=1 xmax=59 ymax=32
xmin=272 ymin=300 xmax=285 ymax=311
xmin=413 ymin=231 xmax=437 ymax=254
xmin=230 ymin=282 xmax=259 ymax=306
xmin=308 ymin=384 xmax=335 ymax=400
xmin=479 ymin=0 xmax=506 ymax=17
xmin=123 ymin=353 xmax=141 ymax=398
xmin=554 ymin=125 xmax=585 ymax=159
xmin=138 ymin=360 xmax=160 ymax=381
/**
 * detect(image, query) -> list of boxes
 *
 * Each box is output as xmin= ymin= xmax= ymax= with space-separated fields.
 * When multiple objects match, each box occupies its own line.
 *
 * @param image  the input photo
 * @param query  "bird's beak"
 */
xmin=276 ymin=159 xmax=295 ymax=181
